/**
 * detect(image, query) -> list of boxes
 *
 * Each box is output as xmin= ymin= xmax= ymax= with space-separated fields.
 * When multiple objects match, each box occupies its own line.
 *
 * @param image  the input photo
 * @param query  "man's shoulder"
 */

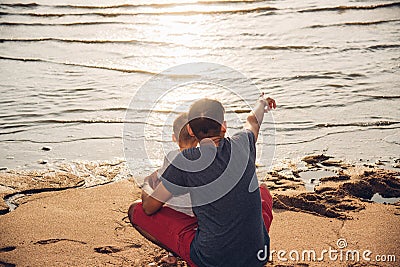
xmin=227 ymin=129 xmax=256 ymax=155
xmin=230 ymin=129 xmax=255 ymax=142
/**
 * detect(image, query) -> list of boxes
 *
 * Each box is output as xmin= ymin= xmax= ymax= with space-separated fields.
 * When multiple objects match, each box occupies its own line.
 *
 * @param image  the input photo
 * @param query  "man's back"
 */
xmin=162 ymin=130 xmax=270 ymax=267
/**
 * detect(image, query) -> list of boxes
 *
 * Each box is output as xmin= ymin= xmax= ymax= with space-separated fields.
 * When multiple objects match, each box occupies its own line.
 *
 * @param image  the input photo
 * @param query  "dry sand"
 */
xmin=0 ymin=157 xmax=399 ymax=266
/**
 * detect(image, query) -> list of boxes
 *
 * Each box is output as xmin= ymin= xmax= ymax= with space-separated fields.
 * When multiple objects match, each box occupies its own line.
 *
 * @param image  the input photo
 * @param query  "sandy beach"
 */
xmin=1 ymin=156 xmax=399 ymax=267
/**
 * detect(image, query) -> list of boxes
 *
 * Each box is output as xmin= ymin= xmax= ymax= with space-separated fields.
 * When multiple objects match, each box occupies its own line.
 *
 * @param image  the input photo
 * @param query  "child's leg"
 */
xmin=128 ymin=202 xmax=198 ymax=266
xmin=259 ymin=184 xmax=273 ymax=232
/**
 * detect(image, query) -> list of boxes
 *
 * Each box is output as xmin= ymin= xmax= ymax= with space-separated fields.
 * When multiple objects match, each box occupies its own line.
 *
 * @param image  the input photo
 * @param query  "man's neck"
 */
xmin=200 ymin=136 xmax=222 ymax=147
xmin=179 ymin=142 xmax=198 ymax=151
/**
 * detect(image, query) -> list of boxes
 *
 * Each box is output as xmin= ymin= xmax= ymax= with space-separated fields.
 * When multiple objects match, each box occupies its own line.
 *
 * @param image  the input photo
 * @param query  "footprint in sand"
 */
xmin=94 ymin=244 xmax=142 ymax=254
xmin=0 ymin=246 xmax=17 ymax=267
xmin=34 ymin=238 xmax=87 ymax=245
xmin=0 ymin=261 xmax=16 ymax=267
xmin=0 ymin=246 xmax=16 ymax=253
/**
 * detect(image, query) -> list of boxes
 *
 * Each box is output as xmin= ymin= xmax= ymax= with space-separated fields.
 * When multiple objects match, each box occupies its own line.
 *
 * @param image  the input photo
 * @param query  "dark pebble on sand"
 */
xmin=38 ymin=160 xmax=48 ymax=165
xmin=0 ymin=167 xmax=7 ymax=171
xmin=41 ymin=146 xmax=51 ymax=151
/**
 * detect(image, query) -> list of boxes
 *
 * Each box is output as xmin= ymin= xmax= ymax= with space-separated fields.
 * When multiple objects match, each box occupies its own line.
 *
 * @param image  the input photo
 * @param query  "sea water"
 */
xmin=0 ymin=0 xmax=399 ymax=177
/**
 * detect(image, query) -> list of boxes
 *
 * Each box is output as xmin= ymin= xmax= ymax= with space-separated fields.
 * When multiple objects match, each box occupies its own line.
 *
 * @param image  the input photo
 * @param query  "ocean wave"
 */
xmin=0 ymin=118 xmax=124 ymax=126
xmin=299 ymin=2 xmax=400 ymax=13
xmin=0 ymin=108 xmax=127 ymax=121
xmin=0 ymin=55 xmax=158 ymax=75
xmin=0 ymin=6 xmax=278 ymax=17
xmin=278 ymin=95 xmax=400 ymax=111
xmin=0 ymin=55 xmax=204 ymax=78
xmin=0 ymin=136 xmax=121 ymax=144
xmin=252 ymin=45 xmax=332 ymax=50
xmin=50 ymin=107 xmax=179 ymax=116
xmin=0 ymin=21 xmax=129 ymax=26
xmin=0 ymin=1 xmax=266 ymax=9
xmin=64 ymin=107 xmax=127 ymax=113
xmin=0 ymin=117 xmax=166 ymax=136
xmin=0 ymin=2 xmax=39 ymax=8
xmin=316 ymin=121 xmax=400 ymax=128
xmin=285 ymin=72 xmax=365 ymax=81
xmin=0 ymin=37 xmax=239 ymax=51
xmin=277 ymin=129 xmax=359 ymax=146
xmin=277 ymin=124 xmax=400 ymax=146
xmin=0 ymin=37 xmax=174 ymax=46
xmin=338 ymin=44 xmax=400 ymax=52
xmin=307 ymin=19 xmax=400 ymax=28
xmin=367 ymin=44 xmax=400 ymax=50
xmin=281 ymin=103 xmax=347 ymax=110
xmin=359 ymin=95 xmax=400 ymax=100
xmin=1 ymin=123 xmax=31 ymax=130
xmin=0 ymin=118 xmax=125 ymax=135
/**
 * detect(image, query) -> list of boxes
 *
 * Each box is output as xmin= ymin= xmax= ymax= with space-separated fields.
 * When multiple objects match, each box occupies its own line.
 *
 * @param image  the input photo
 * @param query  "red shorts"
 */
xmin=129 ymin=186 xmax=273 ymax=266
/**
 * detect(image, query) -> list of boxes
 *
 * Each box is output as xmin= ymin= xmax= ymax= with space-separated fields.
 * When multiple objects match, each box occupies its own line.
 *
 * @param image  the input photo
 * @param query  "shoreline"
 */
xmin=1 ymin=155 xmax=399 ymax=215
xmin=0 ymin=155 xmax=399 ymax=266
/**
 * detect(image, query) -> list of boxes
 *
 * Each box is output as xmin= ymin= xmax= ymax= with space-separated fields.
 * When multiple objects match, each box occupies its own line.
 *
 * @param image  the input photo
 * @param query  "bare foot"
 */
xmin=160 ymin=253 xmax=177 ymax=265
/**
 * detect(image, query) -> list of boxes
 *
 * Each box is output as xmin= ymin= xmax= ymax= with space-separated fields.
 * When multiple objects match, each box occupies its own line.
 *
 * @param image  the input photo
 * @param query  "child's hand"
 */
xmin=259 ymin=92 xmax=276 ymax=112
xmin=143 ymin=171 xmax=160 ymax=190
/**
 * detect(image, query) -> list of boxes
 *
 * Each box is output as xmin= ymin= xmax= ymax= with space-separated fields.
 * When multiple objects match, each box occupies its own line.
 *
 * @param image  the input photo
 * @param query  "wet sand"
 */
xmin=0 ymin=156 xmax=399 ymax=266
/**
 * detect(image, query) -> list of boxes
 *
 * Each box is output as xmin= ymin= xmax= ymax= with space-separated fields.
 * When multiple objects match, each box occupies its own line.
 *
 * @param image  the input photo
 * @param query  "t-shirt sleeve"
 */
xmin=232 ymin=129 xmax=257 ymax=160
xmin=245 ymin=129 xmax=256 ymax=156
xmin=160 ymin=158 xmax=189 ymax=197
xmin=157 ymin=149 xmax=179 ymax=179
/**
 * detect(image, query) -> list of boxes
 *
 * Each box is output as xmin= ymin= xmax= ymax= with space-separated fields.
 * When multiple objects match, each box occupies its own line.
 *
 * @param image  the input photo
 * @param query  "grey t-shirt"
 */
xmin=158 ymin=150 xmax=193 ymax=216
xmin=161 ymin=130 xmax=270 ymax=267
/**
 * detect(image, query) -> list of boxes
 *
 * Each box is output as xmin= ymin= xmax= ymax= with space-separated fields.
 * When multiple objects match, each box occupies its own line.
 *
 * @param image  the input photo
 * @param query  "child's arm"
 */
xmin=143 ymin=170 xmax=161 ymax=190
xmin=245 ymin=93 xmax=276 ymax=141
xmin=141 ymin=183 xmax=172 ymax=215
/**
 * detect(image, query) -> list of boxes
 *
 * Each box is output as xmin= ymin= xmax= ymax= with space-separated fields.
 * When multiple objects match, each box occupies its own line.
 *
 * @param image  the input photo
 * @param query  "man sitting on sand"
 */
xmin=128 ymin=94 xmax=276 ymax=266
